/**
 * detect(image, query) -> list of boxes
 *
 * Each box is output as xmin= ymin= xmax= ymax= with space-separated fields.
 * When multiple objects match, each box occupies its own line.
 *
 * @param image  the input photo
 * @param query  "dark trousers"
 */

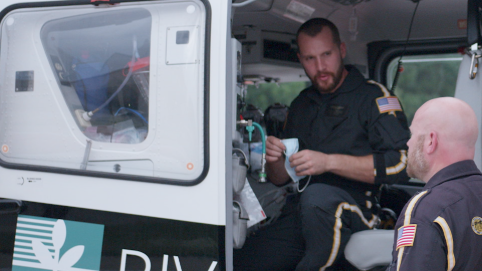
xmin=233 ymin=183 xmax=377 ymax=271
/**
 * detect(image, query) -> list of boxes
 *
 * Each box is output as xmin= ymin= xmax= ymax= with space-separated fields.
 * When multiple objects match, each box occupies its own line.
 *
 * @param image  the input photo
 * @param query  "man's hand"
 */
xmin=265 ymin=136 xmax=286 ymax=163
xmin=265 ymin=136 xmax=290 ymax=185
xmin=289 ymin=150 xmax=329 ymax=176
xmin=266 ymin=137 xmax=375 ymax=184
xmin=290 ymin=150 xmax=375 ymax=184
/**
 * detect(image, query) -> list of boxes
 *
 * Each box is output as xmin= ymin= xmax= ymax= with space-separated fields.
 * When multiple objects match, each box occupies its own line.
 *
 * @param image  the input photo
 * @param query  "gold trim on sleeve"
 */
xmin=374 ymin=150 xmax=407 ymax=177
xmin=434 ymin=216 xmax=455 ymax=271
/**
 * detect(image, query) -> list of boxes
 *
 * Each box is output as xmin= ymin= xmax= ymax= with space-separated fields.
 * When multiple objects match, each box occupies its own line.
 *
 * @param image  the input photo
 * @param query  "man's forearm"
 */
xmin=266 ymin=158 xmax=291 ymax=186
xmin=327 ymin=154 xmax=375 ymax=184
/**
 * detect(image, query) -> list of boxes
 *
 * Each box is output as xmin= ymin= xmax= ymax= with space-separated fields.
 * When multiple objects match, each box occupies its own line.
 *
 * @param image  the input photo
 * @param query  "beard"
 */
xmin=406 ymin=135 xmax=429 ymax=180
xmin=311 ymin=61 xmax=345 ymax=94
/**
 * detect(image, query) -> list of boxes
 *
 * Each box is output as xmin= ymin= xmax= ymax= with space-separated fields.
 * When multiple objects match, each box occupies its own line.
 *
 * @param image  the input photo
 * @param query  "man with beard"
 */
xmin=387 ymin=97 xmax=482 ymax=271
xmin=234 ymin=18 xmax=410 ymax=270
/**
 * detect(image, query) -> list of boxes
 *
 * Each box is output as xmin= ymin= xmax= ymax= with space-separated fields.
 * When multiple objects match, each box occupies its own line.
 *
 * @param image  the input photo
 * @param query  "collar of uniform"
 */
xmin=424 ymin=160 xmax=482 ymax=189
xmin=305 ymin=65 xmax=365 ymax=105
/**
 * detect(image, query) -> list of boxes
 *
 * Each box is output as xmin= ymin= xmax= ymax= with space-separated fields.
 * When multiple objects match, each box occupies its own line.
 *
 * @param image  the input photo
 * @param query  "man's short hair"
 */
xmin=296 ymin=18 xmax=341 ymax=47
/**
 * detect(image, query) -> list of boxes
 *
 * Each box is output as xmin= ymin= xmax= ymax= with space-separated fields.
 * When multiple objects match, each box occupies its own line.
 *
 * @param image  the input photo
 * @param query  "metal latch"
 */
xmin=466 ymin=43 xmax=482 ymax=79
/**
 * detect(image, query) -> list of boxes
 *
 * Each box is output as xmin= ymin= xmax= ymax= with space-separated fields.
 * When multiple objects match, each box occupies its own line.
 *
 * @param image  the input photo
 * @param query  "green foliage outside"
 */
xmin=388 ymin=54 xmax=462 ymax=125
xmin=245 ymin=81 xmax=309 ymax=112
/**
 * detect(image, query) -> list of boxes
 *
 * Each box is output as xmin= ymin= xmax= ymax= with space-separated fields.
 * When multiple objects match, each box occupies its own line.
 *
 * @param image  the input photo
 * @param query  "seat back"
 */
xmin=344 ymin=229 xmax=395 ymax=270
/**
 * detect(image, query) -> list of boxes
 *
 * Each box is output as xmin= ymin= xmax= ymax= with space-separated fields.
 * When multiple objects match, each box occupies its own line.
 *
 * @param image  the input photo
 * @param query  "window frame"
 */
xmin=368 ymin=38 xmax=467 ymax=85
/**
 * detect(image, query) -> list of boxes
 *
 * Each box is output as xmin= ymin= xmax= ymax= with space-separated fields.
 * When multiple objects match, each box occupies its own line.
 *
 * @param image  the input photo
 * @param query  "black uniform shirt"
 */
xmin=387 ymin=160 xmax=482 ymax=271
xmin=283 ymin=66 xmax=410 ymax=205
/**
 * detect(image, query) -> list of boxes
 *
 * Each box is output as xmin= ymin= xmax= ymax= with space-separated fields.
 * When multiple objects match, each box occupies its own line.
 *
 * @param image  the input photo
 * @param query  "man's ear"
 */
xmin=340 ymin=42 xmax=347 ymax=59
xmin=297 ymin=52 xmax=301 ymax=62
xmin=426 ymin=131 xmax=438 ymax=154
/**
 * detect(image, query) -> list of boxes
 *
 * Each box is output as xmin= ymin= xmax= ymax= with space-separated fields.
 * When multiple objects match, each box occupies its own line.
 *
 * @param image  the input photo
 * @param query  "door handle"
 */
xmin=0 ymin=199 xmax=22 ymax=215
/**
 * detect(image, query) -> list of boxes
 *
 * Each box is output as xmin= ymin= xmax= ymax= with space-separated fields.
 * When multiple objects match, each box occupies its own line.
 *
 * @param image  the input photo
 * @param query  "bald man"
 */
xmin=387 ymin=97 xmax=482 ymax=270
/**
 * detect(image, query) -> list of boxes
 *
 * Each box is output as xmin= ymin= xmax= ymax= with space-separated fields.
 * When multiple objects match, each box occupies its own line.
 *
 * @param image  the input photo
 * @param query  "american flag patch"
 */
xmin=376 ymin=96 xmax=402 ymax=114
xmin=397 ymin=224 xmax=417 ymax=250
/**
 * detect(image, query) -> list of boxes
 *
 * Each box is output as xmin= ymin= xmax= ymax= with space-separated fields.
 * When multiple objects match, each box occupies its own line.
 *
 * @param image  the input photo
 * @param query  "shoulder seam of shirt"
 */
xmin=421 ymin=185 xmax=465 ymax=218
xmin=367 ymin=79 xmax=392 ymax=97
xmin=403 ymin=191 xmax=429 ymax=226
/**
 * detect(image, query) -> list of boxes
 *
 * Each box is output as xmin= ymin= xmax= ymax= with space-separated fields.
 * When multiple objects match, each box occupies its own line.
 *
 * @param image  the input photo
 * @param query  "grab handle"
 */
xmin=0 ymin=199 xmax=22 ymax=215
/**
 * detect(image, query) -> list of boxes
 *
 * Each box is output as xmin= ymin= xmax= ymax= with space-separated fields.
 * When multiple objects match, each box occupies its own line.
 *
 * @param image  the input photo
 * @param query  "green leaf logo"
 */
xmin=12 ymin=215 xmax=104 ymax=271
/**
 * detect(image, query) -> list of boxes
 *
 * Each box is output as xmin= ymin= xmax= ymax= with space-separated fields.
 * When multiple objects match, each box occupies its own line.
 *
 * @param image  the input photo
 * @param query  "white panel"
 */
xmin=454 ymin=54 xmax=482 ymax=170
xmin=87 ymin=160 xmax=154 ymax=175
